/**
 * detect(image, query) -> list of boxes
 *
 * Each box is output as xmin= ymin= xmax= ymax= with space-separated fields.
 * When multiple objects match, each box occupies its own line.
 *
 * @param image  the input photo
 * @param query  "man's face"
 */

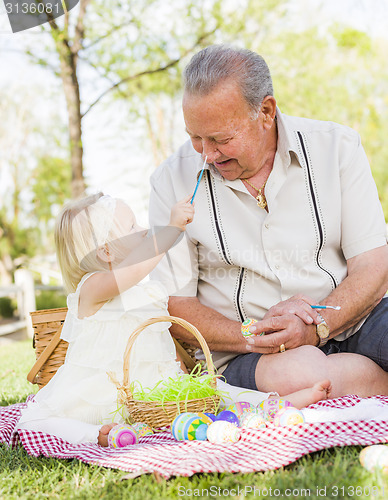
xmin=183 ymin=80 xmax=270 ymax=181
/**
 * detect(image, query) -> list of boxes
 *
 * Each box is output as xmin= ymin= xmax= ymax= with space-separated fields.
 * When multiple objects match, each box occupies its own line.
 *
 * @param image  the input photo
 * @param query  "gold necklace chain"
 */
xmin=242 ymin=178 xmax=267 ymax=210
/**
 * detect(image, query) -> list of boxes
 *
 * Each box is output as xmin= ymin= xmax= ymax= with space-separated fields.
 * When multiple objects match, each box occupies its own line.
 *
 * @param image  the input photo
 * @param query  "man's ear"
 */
xmin=261 ymin=96 xmax=277 ymax=128
xmin=96 ymin=244 xmax=114 ymax=263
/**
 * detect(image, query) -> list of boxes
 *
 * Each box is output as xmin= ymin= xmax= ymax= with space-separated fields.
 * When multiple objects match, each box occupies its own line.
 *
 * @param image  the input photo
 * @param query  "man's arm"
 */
xmin=168 ymin=296 xmax=249 ymax=353
xmin=247 ymin=245 xmax=388 ymax=353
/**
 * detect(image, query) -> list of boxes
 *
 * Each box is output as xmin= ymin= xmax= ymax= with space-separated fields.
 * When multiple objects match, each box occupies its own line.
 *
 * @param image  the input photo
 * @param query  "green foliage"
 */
xmin=35 ymin=290 xmax=67 ymax=311
xmin=0 ymin=209 xmax=40 ymax=263
xmin=0 ymin=297 xmax=16 ymax=318
xmin=31 ymin=155 xmax=71 ymax=224
xmin=333 ymin=26 xmax=372 ymax=55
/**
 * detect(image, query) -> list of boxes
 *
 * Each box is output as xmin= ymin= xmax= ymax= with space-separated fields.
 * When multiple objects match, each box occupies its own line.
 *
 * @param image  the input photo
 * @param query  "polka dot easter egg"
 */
xmin=239 ymin=411 xmax=267 ymax=430
xmin=273 ymin=407 xmax=305 ymax=426
xmin=207 ymin=421 xmax=241 ymax=444
xmin=131 ymin=422 xmax=154 ymax=438
xmin=108 ymin=424 xmax=138 ymax=448
xmin=225 ymin=402 xmax=254 ymax=419
xmin=258 ymin=398 xmax=294 ymax=422
xmin=216 ymin=410 xmax=240 ymax=426
xmin=241 ymin=318 xmax=259 ymax=338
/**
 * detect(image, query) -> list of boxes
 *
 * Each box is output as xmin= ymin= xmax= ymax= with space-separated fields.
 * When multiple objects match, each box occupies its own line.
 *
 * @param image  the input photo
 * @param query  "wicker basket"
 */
xmin=27 ymin=308 xmax=69 ymax=389
xmin=28 ymin=309 xmax=201 ymax=392
xmin=111 ymin=315 xmax=220 ymax=428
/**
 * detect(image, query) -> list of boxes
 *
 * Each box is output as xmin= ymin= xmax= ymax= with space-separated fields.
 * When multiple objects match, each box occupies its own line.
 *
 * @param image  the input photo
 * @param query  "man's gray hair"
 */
xmin=183 ymin=45 xmax=274 ymax=116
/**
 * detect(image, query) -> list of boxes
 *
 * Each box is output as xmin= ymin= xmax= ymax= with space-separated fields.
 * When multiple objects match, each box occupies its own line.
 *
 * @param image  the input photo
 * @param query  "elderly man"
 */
xmin=149 ymin=45 xmax=388 ymax=397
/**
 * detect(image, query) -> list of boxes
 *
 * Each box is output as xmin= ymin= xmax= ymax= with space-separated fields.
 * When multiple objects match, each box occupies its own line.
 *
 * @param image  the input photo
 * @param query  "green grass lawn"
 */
xmin=1 ymin=341 xmax=388 ymax=499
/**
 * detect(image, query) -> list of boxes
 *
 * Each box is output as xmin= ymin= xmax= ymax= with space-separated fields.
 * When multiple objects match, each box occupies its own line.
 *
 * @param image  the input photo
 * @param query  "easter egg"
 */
xmin=360 ymin=445 xmax=388 ymax=473
xmin=196 ymin=412 xmax=215 ymax=425
xmin=131 ymin=422 xmax=154 ymax=438
xmin=171 ymin=412 xmax=197 ymax=441
xmin=216 ymin=410 xmax=240 ymax=426
xmin=171 ymin=413 xmax=208 ymax=441
xmin=189 ymin=420 xmax=209 ymax=441
xmin=273 ymin=407 xmax=305 ymax=426
xmin=239 ymin=411 xmax=267 ymax=429
xmin=258 ymin=398 xmax=294 ymax=422
xmin=204 ymin=412 xmax=217 ymax=422
xmin=225 ymin=402 xmax=254 ymax=418
xmin=241 ymin=318 xmax=258 ymax=338
xmin=207 ymin=421 xmax=241 ymax=444
xmin=108 ymin=424 xmax=138 ymax=448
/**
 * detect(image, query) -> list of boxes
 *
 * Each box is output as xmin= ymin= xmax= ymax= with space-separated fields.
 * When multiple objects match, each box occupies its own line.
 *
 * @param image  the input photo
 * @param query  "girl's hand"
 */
xmin=169 ymin=195 xmax=195 ymax=231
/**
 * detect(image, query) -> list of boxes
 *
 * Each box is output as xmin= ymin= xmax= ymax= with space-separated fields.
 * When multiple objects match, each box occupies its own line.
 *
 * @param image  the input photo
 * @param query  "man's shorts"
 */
xmin=222 ymin=297 xmax=388 ymax=390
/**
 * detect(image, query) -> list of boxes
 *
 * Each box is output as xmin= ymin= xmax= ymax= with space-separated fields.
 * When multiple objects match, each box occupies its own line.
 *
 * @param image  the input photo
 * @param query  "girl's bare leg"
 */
xmin=255 ymin=345 xmax=388 ymax=399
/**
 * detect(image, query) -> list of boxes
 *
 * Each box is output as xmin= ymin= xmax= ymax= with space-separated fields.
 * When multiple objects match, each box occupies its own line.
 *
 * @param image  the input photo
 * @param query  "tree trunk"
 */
xmin=55 ymin=39 xmax=85 ymax=199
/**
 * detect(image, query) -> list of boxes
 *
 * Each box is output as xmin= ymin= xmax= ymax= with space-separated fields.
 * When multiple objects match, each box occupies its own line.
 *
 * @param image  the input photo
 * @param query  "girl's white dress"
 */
xmin=18 ymin=273 xmax=182 ymax=432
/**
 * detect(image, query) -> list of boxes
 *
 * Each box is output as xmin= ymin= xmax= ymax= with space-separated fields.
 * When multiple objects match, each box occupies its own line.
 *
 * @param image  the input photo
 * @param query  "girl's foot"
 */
xmin=279 ymin=379 xmax=332 ymax=409
xmin=98 ymin=423 xmax=117 ymax=447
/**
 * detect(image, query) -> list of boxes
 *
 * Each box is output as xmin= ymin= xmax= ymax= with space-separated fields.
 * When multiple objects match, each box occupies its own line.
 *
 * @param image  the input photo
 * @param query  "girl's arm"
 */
xmin=80 ymin=197 xmax=194 ymax=306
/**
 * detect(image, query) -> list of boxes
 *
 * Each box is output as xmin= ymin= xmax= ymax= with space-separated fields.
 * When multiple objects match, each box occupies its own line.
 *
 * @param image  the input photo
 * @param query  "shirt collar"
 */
xmin=275 ymin=107 xmax=303 ymax=168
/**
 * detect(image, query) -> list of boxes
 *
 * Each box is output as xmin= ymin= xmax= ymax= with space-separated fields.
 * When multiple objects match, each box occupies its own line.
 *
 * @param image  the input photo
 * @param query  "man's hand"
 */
xmin=244 ymin=294 xmax=324 ymax=353
xmin=260 ymin=294 xmax=322 ymax=325
xmin=244 ymin=313 xmax=318 ymax=353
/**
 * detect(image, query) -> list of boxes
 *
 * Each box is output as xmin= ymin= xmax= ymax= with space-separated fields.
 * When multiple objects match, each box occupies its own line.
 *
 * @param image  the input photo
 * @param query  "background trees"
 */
xmin=1 ymin=0 xmax=387 ymax=284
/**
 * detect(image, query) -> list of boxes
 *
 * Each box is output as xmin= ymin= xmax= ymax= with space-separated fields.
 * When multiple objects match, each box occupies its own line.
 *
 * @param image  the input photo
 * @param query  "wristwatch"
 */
xmin=316 ymin=313 xmax=330 ymax=347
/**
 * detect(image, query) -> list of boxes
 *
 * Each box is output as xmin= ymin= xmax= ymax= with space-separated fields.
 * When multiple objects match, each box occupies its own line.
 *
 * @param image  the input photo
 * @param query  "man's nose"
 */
xmin=202 ymin=140 xmax=220 ymax=163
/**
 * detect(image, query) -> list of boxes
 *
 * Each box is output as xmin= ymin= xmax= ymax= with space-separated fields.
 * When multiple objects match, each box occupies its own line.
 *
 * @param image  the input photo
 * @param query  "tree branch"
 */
xmin=81 ymin=28 xmax=217 ymax=117
xmin=72 ymin=0 xmax=91 ymax=57
xmin=83 ymin=19 xmax=135 ymax=51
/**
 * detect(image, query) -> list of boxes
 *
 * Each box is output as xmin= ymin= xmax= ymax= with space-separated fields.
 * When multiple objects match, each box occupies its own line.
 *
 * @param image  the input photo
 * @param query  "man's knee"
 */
xmin=255 ymin=346 xmax=328 ymax=393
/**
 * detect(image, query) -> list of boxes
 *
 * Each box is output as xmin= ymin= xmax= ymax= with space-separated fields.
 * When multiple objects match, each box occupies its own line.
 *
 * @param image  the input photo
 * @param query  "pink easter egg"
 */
xmin=258 ymin=398 xmax=294 ymax=422
xmin=108 ymin=424 xmax=138 ymax=448
xmin=225 ymin=402 xmax=254 ymax=418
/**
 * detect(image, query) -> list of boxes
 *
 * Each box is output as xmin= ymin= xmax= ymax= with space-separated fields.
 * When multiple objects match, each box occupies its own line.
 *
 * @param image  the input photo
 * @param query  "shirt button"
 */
xmin=275 ymin=265 xmax=280 ymax=270
xmin=265 ymin=223 xmax=269 ymax=229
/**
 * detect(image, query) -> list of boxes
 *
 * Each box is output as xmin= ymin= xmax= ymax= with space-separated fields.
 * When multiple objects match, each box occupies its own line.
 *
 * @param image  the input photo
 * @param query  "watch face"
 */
xmin=317 ymin=322 xmax=330 ymax=339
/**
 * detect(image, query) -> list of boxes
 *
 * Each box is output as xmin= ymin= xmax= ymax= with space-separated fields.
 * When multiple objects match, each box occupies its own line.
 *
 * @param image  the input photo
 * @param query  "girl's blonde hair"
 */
xmin=55 ymin=193 xmax=130 ymax=293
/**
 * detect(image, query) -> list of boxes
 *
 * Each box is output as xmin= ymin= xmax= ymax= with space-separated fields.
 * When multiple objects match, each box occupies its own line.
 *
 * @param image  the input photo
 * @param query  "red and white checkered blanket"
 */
xmin=1 ymin=395 xmax=388 ymax=478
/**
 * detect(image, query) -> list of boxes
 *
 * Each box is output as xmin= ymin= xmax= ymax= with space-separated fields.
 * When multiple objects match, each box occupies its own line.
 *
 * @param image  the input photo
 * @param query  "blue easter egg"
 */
xmin=171 ymin=412 xmax=197 ymax=441
xmin=204 ymin=412 xmax=217 ymax=422
xmin=216 ymin=410 xmax=240 ymax=426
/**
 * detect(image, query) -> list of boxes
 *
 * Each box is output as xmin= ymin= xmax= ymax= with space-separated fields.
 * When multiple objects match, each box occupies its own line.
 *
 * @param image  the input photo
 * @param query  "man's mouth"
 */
xmin=213 ymin=158 xmax=233 ymax=168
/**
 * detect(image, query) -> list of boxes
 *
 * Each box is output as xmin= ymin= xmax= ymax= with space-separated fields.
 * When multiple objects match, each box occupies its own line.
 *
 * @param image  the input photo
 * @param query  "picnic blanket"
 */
xmin=1 ymin=395 xmax=388 ymax=478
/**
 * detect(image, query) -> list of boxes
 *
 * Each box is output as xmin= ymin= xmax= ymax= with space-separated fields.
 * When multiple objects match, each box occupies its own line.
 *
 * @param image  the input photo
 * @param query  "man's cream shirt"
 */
xmin=149 ymin=109 xmax=387 ymax=369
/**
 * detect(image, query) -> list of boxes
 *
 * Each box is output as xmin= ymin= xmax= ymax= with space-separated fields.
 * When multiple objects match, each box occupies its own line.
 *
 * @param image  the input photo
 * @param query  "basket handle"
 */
xmin=122 ymin=315 xmax=216 ymax=395
xmin=27 ymin=324 xmax=64 ymax=384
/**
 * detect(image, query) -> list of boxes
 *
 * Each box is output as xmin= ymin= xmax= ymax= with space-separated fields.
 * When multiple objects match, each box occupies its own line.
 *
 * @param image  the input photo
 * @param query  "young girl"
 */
xmin=17 ymin=193 xmax=331 ymax=447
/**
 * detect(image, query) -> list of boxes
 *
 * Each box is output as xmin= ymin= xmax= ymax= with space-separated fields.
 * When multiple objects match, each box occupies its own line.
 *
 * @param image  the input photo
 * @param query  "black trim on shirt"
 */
xmin=297 ymin=131 xmax=338 ymax=290
xmin=205 ymin=170 xmax=232 ymax=265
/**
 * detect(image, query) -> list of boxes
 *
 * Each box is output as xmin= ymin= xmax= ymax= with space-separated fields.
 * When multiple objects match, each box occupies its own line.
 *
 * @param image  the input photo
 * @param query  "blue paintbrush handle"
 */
xmin=311 ymin=305 xmax=341 ymax=310
xmin=190 ymin=157 xmax=207 ymax=204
